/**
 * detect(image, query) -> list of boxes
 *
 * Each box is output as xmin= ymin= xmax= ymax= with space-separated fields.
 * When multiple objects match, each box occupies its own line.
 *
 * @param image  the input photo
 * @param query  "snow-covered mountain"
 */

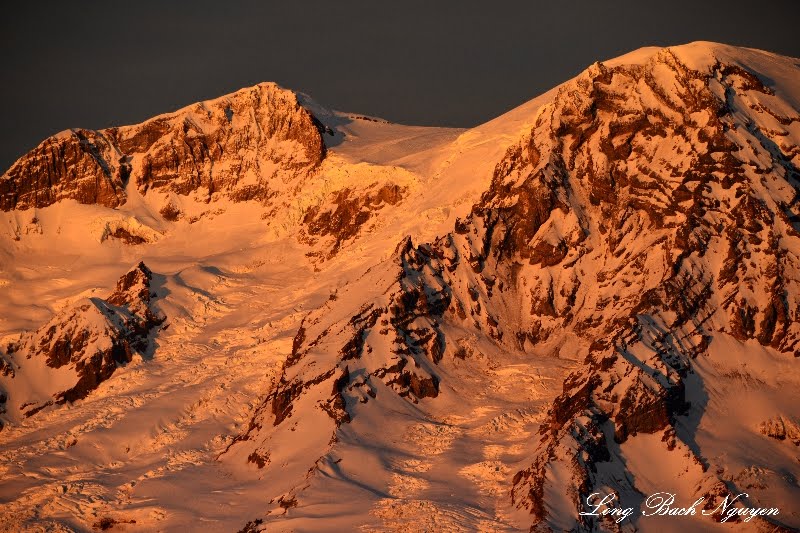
xmin=0 ymin=83 xmax=326 ymax=211
xmin=1 ymin=42 xmax=798 ymax=532
xmin=2 ymin=262 xmax=164 ymax=420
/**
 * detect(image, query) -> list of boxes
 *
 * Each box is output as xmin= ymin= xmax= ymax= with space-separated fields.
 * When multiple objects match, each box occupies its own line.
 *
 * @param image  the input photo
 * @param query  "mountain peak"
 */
xmin=0 ymin=81 xmax=327 ymax=211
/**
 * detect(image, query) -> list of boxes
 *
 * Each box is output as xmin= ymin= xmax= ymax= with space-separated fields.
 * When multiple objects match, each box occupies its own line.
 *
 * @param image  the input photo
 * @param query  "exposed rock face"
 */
xmin=301 ymin=183 xmax=407 ymax=257
xmin=759 ymin=415 xmax=800 ymax=445
xmin=0 ymin=262 xmax=164 ymax=419
xmin=0 ymin=83 xmax=327 ymax=210
xmin=0 ymin=129 xmax=128 ymax=211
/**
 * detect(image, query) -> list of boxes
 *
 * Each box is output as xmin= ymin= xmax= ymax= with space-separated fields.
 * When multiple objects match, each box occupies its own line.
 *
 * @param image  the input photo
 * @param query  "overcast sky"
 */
xmin=2 ymin=0 xmax=800 ymax=171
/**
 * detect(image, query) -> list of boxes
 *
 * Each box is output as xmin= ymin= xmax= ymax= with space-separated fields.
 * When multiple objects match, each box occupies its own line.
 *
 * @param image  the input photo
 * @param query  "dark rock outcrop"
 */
xmin=0 ymin=262 xmax=165 ymax=418
xmin=0 ymin=83 xmax=327 ymax=210
xmin=302 ymin=183 xmax=407 ymax=257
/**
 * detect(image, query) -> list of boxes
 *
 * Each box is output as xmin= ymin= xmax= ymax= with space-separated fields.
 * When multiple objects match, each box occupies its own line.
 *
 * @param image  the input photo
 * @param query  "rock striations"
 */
xmin=0 ymin=83 xmax=327 ymax=210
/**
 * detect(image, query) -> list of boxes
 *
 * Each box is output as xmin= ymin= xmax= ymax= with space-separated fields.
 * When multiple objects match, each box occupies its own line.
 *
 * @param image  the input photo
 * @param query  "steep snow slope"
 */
xmin=1 ymin=41 xmax=799 ymax=532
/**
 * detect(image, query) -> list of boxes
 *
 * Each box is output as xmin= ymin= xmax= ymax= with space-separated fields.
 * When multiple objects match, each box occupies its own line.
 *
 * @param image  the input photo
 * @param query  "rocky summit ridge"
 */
xmin=0 ymin=82 xmax=327 ymax=211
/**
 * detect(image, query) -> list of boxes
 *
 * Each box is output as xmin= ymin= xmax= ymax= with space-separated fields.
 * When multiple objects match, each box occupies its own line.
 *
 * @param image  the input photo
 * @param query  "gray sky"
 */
xmin=2 ymin=0 xmax=799 ymax=171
